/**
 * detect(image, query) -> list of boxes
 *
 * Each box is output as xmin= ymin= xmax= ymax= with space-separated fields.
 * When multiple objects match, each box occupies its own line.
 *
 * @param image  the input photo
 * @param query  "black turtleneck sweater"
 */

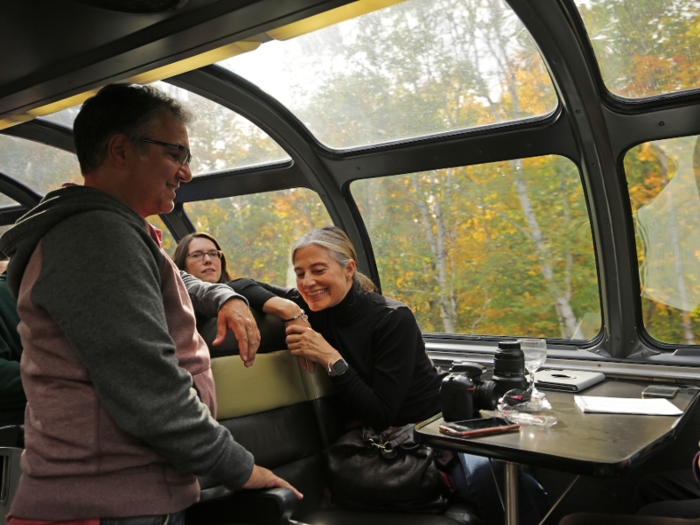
xmin=229 ymin=279 xmax=443 ymax=431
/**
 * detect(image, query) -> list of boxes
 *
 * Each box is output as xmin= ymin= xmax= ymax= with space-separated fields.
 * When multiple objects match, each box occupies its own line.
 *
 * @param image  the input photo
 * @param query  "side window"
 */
xmin=184 ymin=188 xmax=332 ymax=284
xmin=351 ymin=155 xmax=600 ymax=339
xmin=624 ymin=135 xmax=700 ymax=346
xmin=0 ymin=135 xmax=81 ymax=195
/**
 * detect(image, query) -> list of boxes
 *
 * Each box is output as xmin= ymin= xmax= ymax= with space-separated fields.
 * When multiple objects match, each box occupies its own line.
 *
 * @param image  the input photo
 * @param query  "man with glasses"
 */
xmin=0 ymin=84 xmax=301 ymax=524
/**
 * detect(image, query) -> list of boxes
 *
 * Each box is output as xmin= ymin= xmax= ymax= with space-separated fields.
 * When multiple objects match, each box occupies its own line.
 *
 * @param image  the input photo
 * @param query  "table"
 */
xmin=414 ymin=379 xmax=699 ymax=525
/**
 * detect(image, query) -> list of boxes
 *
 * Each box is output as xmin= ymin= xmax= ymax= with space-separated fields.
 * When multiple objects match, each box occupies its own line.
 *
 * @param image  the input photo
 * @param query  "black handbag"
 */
xmin=324 ymin=424 xmax=449 ymax=513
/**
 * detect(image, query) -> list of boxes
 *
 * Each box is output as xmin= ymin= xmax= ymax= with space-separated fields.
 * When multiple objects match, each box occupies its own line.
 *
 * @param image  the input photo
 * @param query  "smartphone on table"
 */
xmin=439 ymin=417 xmax=520 ymax=437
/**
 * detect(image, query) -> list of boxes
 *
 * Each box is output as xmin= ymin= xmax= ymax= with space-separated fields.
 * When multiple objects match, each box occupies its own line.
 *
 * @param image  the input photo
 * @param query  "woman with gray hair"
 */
xmin=230 ymin=225 xmax=443 ymax=431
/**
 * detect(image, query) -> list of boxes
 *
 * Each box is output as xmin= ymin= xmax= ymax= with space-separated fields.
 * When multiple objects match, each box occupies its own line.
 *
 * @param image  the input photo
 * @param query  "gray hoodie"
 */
xmin=0 ymin=185 xmax=254 ymax=519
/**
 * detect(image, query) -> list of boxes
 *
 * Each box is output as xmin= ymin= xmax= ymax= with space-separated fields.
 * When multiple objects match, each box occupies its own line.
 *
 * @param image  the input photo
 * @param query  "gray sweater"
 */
xmin=0 ymin=185 xmax=254 ymax=519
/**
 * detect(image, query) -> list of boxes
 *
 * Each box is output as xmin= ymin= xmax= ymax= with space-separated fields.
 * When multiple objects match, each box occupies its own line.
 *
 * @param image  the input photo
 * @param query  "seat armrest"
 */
xmin=1 ymin=447 xmax=23 ymax=524
xmin=186 ymin=486 xmax=299 ymax=525
xmin=0 ymin=426 xmax=24 ymax=448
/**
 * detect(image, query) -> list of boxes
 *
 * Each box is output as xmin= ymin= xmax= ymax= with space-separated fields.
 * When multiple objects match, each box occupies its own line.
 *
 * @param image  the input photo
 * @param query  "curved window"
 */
xmin=0 ymin=135 xmax=81 ymax=195
xmin=576 ymin=0 xmax=700 ymax=98
xmin=184 ymin=188 xmax=332 ymax=284
xmin=220 ymin=0 xmax=557 ymax=149
xmin=352 ymin=155 xmax=600 ymax=339
xmin=625 ymin=135 xmax=700 ymax=345
xmin=42 ymin=83 xmax=291 ymax=176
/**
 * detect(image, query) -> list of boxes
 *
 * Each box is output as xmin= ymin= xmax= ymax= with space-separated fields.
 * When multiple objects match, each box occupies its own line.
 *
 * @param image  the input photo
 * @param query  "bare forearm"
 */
xmin=263 ymin=296 xmax=303 ymax=320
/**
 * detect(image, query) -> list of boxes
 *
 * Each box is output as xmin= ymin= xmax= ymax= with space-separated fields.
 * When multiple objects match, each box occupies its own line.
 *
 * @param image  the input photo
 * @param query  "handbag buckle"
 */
xmin=368 ymin=438 xmax=393 ymax=452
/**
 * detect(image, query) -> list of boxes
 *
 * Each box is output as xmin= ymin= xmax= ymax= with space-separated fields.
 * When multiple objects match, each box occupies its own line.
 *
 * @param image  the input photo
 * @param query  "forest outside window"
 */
xmin=574 ymin=0 xmax=700 ymax=99
xmin=625 ymin=135 xmax=700 ymax=346
xmin=351 ymin=155 xmax=600 ymax=340
xmin=182 ymin=188 xmax=331 ymax=284
xmin=220 ymin=0 xmax=557 ymax=149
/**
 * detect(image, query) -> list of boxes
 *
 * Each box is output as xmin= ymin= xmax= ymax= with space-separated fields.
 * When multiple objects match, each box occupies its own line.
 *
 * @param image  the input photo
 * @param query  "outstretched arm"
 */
xmin=228 ymin=279 xmax=318 ymax=372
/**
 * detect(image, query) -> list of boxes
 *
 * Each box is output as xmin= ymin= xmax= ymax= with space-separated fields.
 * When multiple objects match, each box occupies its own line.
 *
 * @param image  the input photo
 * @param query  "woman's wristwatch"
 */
xmin=327 ymin=351 xmax=348 ymax=377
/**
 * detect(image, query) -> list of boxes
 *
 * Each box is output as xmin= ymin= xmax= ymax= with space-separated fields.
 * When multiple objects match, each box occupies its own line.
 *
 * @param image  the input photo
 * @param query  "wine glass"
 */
xmin=519 ymin=339 xmax=547 ymax=397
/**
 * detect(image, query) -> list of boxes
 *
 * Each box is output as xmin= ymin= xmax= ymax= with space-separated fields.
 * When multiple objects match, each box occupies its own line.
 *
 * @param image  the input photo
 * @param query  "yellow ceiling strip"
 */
xmin=129 ymin=41 xmax=261 ymax=84
xmin=0 ymin=88 xmax=100 ymax=131
xmin=0 ymin=113 xmax=35 ymax=131
xmin=26 ymin=90 xmax=100 ymax=118
xmin=267 ymin=0 xmax=408 ymax=41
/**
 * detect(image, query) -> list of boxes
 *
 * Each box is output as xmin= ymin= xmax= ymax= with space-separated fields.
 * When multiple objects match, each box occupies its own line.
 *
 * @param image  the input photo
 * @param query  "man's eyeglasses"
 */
xmin=139 ymin=138 xmax=193 ymax=166
xmin=187 ymin=250 xmax=222 ymax=262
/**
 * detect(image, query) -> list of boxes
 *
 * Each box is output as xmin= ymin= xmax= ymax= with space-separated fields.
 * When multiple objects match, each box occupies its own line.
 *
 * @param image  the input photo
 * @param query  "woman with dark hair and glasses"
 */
xmin=172 ymin=232 xmax=232 ymax=284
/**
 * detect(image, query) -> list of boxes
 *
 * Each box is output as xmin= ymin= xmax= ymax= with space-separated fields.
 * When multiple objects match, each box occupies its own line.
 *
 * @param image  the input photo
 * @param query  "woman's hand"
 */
xmin=260 ymin=296 xmax=317 ymax=372
xmin=285 ymin=324 xmax=340 ymax=375
xmin=284 ymin=312 xmax=315 ymax=373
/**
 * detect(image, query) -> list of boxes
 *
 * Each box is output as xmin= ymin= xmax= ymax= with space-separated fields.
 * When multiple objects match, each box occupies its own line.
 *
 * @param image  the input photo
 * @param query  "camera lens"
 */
xmin=474 ymin=381 xmax=498 ymax=411
xmin=492 ymin=341 xmax=528 ymax=396
xmin=494 ymin=341 xmax=525 ymax=376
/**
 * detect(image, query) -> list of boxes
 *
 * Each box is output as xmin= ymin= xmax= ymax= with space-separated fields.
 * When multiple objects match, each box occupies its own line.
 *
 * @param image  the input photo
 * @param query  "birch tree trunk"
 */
xmin=411 ymin=174 xmax=458 ymax=333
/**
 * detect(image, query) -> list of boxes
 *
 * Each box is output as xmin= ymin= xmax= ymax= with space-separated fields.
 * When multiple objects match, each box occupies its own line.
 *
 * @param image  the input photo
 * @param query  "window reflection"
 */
xmin=625 ymin=135 xmax=700 ymax=345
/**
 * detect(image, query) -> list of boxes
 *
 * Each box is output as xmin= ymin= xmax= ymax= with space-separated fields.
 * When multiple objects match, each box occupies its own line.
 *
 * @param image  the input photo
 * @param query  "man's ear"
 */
xmin=107 ymin=134 xmax=131 ymax=169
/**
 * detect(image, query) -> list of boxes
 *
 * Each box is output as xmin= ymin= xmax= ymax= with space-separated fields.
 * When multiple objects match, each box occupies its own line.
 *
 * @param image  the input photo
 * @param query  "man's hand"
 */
xmin=233 ymin=464 xmax=303 ymax=499
xmin=213 ymin=298 xmax=260 ymax=367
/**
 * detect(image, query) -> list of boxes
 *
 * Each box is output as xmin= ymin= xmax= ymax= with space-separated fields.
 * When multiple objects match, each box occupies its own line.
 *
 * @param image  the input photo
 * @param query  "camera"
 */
xmin=440 ymin=341 xmax=529 ymax=422
xmin=440 ymin=362 xmax=498 ymax=421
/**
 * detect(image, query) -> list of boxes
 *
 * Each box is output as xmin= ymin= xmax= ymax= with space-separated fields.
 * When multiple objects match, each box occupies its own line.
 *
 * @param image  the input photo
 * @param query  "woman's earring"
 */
xmin=347 ymin=276 xmax=351 ymax=281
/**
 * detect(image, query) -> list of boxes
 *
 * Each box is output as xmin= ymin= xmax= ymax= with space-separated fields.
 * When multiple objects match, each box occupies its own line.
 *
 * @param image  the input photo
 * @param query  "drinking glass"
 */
xmin=518 ymin=339 xmax=547 ymax=397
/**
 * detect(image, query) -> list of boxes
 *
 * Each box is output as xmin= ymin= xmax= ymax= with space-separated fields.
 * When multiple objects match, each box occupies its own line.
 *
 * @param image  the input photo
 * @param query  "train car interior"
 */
xmin=2 ymin=0 xmax=700 ymax=523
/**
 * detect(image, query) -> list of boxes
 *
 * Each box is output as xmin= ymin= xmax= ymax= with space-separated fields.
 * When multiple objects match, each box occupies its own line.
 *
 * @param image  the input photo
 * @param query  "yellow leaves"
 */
xmin=636 ymin=143 xmax=658 ymax=163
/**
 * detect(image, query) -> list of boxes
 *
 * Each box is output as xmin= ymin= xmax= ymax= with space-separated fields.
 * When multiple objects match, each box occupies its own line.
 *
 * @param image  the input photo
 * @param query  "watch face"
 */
xmin=332 ymin=358 xmax=349 ymax=375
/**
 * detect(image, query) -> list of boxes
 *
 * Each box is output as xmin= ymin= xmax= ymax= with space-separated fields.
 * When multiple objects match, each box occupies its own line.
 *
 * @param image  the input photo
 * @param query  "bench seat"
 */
xmin=190 ymin=312 xmax=482 ymax=525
